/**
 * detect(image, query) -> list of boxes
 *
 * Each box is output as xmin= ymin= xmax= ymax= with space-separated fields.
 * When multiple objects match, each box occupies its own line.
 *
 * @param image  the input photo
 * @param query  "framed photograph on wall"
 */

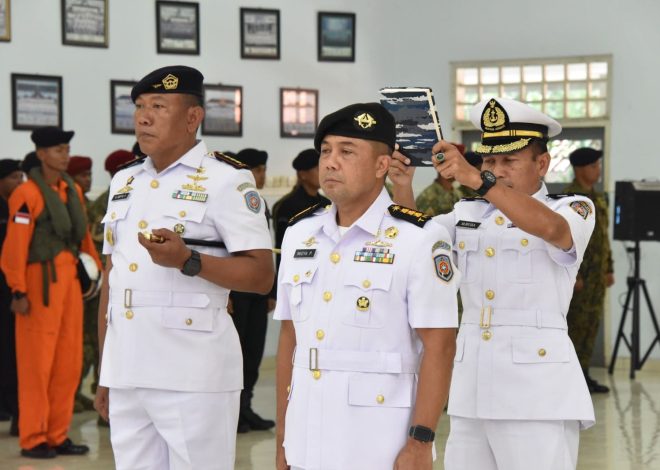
xmin=11 ymin=74 xmax=63 ymax=131
xmin=318 ymin=12 xmax=355 ymax=62
xmin=280 ymin=88 xmax=318 ymax=138
xmin=156 ymin=1 xmax=200 ymax=55
xmin=240 ymin=8 xmax=280 ymax=59
xmin=61 ymin=0 xmax=108 ymax=47
xmin=0 ymin=0 xmax=10 ymax=42
xmin=202 ymin=84 xmax=243 ymax=137
xmin=110 ymin=80 xmax=137 ymax=134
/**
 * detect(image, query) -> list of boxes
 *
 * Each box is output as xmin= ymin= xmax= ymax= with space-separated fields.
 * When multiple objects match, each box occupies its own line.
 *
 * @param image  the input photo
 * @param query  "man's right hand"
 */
xmin=10 ymin=297 xmax=29 ymax=315
xmin=94 ymin=386 xmax=110 ymax=422
xmin=276 ymin=445 xmax=289 ymax=470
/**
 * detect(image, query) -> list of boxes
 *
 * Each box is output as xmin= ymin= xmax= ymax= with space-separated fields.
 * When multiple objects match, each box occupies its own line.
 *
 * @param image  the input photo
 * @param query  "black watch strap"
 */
xmin=476 ymin=170 xmax=497 ymax=197
xmin=409 ymin=425 xmax=435 ymax=443
xmin=180 ymin=249 xmax=202 ymax=277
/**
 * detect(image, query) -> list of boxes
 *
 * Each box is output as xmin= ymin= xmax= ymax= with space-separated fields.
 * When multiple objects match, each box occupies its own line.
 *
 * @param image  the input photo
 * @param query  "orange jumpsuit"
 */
xmin=0 ymin=178 xmax=101 ymax=450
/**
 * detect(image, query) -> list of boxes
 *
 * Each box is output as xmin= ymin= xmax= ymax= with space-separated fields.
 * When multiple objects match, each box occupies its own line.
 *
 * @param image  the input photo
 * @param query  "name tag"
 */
xmin=112 ymin=193 xmax=130 ymax=201
xmin=294 ymin=249 xmax=316 ymax=258
xmin=456 ymin=220 xmax=481 ymax=229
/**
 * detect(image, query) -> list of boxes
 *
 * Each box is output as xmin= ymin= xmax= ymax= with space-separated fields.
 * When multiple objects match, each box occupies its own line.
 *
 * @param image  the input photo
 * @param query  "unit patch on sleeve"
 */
xmin=434 ymin=254 xmax=454 ymax=282
xmin=569 ymin=200 xmax=593 ymax=220
xmin=13 ymin=203 xmax=31 ymax=225
xmin=244 ymin=190 xmax=262 ymax=213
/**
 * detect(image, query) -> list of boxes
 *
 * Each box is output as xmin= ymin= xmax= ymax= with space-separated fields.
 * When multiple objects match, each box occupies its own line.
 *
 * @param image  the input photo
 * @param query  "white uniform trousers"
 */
xmin=109 ymin=387 xmax=240 ymax=470
xmin=444 ymin=416 xmax=580 ymax=470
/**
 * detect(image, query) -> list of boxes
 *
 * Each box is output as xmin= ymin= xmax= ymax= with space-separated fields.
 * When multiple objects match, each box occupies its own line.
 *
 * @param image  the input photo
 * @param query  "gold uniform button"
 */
xmin=330 ymin=252 xmax=341 ymax=264
xmin=521 ymin=238 xmax=529 ymax=247
xmin=150 ymin=180 xmax=159 ymax=189
xmin=485 ymin=247 xmax=495 ymax=257
xmin=312 ymin=370 xmax=322 ymax=380
xmin=538 ymin=348 xmax=547 ymax=357
xmin=376 ymin=394 xmax=385 ymax=404
xmin=129 ymin=263 xmax=138 ymax=272
xmin=138 ymin=220 xmax=148 ymax=229
xmin=458 ymin=241 xmax=466 ymax=250
xmin=482 ymin=330 xmax=492 ymax=341
xmin=293 ymin=274 xmax=300 ymax=283
xmin=125 ymin=310 xmax=134 ymax=320
xmin=323 ymin=291 xmax=332 ymax=302
xmin=104 ymin=313 xmax=108 ymax=321
xmin=316 ymin=329 xmax=325 ymax=340
xmin=185 ymin=318 xmax=193 ymax=326
xmin=111 ymin=211 xmax=116 ymax=220
xmin=495 ymin=216 xmax=505 ymax=225
xmin=286 ymin=385 xmax=291 ymax=393
xmin=362 ymin=279 xmax=371 ymax=289
xmin=485 ymin=289 xmax=495 ymax=300
xmin=179 ymin=210 xmax=187 ymax=218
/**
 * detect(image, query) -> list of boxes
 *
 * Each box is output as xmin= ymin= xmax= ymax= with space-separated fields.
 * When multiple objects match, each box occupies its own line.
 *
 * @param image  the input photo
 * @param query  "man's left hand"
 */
xmin=138 ymin=228 xmax=191 ymax=270
xmin=393 ymin=440 xmax=433 ymax=470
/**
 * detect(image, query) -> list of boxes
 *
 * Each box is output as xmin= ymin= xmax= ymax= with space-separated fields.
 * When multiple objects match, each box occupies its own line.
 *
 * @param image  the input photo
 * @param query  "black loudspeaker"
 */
xmin=613 ymin=180 xmax=660 ymax=241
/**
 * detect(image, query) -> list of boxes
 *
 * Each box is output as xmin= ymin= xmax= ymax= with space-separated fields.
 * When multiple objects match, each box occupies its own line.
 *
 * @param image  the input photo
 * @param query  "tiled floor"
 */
xmin=1 ymin=366 xmax=659 ymax=469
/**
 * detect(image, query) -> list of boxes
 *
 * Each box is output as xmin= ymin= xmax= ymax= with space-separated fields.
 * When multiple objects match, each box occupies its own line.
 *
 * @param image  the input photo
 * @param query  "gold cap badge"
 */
xmin=481 ymin=99 xmax=508 ymax=132
xmin=162 ymin=74 xmax=179 ymax=90
xmin=354 ymin=112 xmax=377 ymax=129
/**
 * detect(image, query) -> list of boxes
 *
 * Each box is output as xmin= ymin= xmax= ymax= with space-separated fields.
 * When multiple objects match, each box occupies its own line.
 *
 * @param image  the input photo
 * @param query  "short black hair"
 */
xmin=529 ymin=138 xmax=548 ymax=156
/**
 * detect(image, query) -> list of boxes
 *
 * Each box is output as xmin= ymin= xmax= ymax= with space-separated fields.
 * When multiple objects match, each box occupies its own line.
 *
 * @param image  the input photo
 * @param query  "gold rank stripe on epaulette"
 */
xmin=212 ymin=151 xmax=249 ymax=169
xmin=115 ymin=156 xmax=146 ymax=172
xmin=288 ymin=203 xmax=323 ymax=226
xmin=387 ymin=204 xmax=430 ymax=227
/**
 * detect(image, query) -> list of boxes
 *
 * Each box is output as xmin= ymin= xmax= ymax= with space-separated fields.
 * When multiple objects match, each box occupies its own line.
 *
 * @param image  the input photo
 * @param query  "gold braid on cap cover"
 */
xmin=476 ymin=138 xmax=531 ymax=155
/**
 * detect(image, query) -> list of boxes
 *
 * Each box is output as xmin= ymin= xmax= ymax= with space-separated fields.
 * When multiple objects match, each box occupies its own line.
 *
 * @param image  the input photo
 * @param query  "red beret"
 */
xmin=105 ymin=150 xmax=134 ymax=175
xmin=67 ymin=156 xmax=92 ymax=176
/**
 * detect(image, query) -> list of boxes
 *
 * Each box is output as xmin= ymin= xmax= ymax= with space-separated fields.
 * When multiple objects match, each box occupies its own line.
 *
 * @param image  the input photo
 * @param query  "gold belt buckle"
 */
xmin=309 ymin=348 xmax=319 ymax=371
xmin=124 ymin=289 xmax=133 ymax=308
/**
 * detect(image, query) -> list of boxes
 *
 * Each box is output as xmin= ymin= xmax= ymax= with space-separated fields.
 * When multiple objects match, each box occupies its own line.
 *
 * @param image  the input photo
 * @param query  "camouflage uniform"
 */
xmin=415 ymin=180 xmax=463 ymax=217
xmin=563 ymin=180 xmax=613 ymax=369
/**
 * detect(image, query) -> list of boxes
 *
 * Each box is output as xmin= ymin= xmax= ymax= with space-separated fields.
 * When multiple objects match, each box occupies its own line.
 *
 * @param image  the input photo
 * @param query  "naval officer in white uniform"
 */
xmin=93 ymin=65 xmax=274 ymax=470
xmin=389 ymin=97 xmax=596 ymax=470
xmin=274 ymin=103 xmax=458 ymax=470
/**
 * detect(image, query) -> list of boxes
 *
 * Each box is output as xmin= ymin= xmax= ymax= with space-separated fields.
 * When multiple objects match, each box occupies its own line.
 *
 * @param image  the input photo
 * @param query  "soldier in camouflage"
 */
xmin=564 ymin=147 xmax=614 ymax=394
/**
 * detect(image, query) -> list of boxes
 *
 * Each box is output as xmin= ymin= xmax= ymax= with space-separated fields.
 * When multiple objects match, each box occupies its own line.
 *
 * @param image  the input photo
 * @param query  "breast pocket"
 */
xmin=162 ymin=203 xmax=208 ymax=236
xmin=500 ymin=234 xmax=543 ymax=283
xmin=453 ymin=231 xmax=479 ymax=283
xmin=281 ymin=265 xmax=318 ymax=323
xmin=341 ymin=268 xmax=393 ymax=329
xmin=101 ymin=202 xmax=131 ymax=246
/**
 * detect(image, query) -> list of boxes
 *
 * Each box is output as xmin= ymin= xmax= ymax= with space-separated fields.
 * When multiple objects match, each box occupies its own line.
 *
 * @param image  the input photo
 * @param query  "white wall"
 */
xmin=2 ymin=0 xmax=659 ymax=360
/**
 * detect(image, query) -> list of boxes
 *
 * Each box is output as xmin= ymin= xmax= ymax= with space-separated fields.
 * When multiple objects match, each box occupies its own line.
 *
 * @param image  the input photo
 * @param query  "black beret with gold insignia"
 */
xmin=314 ymin=102 xmax=396 ymax=151
xmin=469 ymin=97 xmax=561 ymax=156
xmin=131 ymin=65 xmax=204 ymax=102
xmin=569 ymin=147 xmax=602 ymax=167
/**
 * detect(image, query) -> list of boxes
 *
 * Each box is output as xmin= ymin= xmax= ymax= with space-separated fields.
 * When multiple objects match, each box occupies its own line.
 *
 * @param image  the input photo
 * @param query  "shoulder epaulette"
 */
xmin=115 ymin=156 xmax=146 ymax=172
xmin=387 ymin=204 xmax=430 ymax=227
xmin=213 ymin=151 xmax=249 ymax=169
xmin=460 ymin=197 xmax=488 ymax=202
xmin=288 ymin=203 xmax=323 ymax=226
xmin=546 ymin=193 xmax=577 ymax=199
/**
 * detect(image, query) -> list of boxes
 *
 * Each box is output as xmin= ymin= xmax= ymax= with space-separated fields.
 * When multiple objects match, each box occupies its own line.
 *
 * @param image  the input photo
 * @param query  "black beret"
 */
xmin=21 ymin=151 xmax=41 ymax=173
xmin=464 ymin=151 xmax=483 ymax=168
xmin=236 ymin=148 xmax=268 ymax=169
xmin=31 ymin=127 xmax=75 ymax=148
xmin=314 ymin=102 xmax=396 ymax=151
xmin=131 ymin=65 xmax=204 ymax=102
xmin=0 ymin=159 xmax=21 ymax=179
xmin=292 ymin=149 xmax=320 ymax=171
xmin=569 ymin=147 xmax=603 ymax=167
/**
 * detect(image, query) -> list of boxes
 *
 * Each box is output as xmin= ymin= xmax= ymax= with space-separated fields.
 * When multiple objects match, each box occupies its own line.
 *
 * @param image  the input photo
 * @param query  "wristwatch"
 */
xmin=180 ymin=249 xmax=202 ymax=277
xmin=476 ymin=170 xmax=497 ymax=197
xmin=409 ymin=425 xmax=435 ymax=443
xmin=12 ymin=291 xmax=26 ymax=300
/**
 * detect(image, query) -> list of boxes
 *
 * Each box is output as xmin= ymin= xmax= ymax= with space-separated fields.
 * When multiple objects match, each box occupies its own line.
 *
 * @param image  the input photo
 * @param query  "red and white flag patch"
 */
xmin=13 ymin=203 xmax=31 ymax=225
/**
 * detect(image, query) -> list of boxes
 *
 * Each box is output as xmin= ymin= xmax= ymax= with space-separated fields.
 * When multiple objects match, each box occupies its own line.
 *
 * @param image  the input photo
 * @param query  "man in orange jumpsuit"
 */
xmin=1 ymin=127 xmax=101 ymax=459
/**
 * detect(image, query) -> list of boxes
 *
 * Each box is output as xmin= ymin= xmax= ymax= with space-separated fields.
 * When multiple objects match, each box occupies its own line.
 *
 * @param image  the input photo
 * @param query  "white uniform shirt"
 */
xmin=433 ymin=183 xmax=596 ymax=428
xmin=274 ymin=189 xmax=458 ymax=470
xmin=99 ymin=141 xmax=272 ymax=393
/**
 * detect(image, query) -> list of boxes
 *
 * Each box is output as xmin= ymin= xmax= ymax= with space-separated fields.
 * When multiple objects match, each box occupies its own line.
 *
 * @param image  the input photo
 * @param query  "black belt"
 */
xmin=182 ymin=237 xmax=226 ymax=249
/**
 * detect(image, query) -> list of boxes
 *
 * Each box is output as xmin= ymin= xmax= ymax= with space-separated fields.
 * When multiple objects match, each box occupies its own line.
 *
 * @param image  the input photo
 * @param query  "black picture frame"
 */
xmin=61 ymin=0 xmax=108 ymax=48
xmin=280 ymin=88 xmax=318 ymax=138
xmin=240 ymin=8 xmax=280 ymax=60
xmin=318 ymin=12 xmax=355 ymax=62
xmin=156 ymin=0 xmax=200 ymax=55
xmin=11 ymin=73 xmax=63 ymax=131
xmin=0 ymin=0 xmax=10 ymax=42
xmin=110 ymin=80 xmax=137 ymax=135
xmin=202 ymin=84 xmax=243 ymax=137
